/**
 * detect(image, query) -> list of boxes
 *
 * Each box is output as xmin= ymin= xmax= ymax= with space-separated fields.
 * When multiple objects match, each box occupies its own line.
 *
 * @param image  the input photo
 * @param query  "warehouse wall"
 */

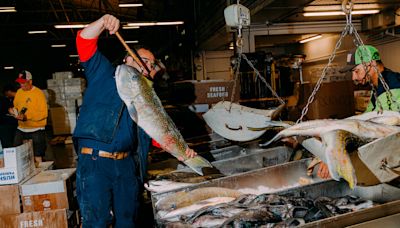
xmin=374 ymin=41 xmax=400 ymax=72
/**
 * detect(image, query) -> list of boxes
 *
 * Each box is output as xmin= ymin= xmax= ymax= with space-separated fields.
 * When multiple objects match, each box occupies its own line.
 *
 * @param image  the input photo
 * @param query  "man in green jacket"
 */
xmin=340 ymin=45 xmax=400 ymax=112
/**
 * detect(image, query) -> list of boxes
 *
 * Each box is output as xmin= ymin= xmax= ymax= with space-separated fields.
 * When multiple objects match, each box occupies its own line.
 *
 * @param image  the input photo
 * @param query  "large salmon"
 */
xmin=115 ymin=64 xmax=213 ymax=175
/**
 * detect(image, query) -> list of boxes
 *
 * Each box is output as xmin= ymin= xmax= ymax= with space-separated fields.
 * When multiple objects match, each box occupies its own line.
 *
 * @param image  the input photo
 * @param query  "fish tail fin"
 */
xmin=184 ymin=156 xmax=213 ymax=176
xmin=323 ymin=130 xmax=357 ymax=189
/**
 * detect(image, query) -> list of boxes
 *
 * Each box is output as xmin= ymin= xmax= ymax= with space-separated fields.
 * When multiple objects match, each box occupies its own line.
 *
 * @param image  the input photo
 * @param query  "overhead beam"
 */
xmin=242 ymin=20 xmax=362 ymax=52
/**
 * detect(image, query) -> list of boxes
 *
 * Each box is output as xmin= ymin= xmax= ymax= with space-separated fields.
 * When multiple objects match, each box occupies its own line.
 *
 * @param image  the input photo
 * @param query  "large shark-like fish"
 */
xmin=260 ymin=119 xmax=400 ymax=188
xmin=115 ymin=64 xmax=213 ymax=175
xmin=260 ymin=119 xmax=400 ymax=148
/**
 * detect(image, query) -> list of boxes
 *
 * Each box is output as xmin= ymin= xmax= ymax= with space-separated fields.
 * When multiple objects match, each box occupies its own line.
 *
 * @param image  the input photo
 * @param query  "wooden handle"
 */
xmin=115 ymin=31 xmax=149 ymax=73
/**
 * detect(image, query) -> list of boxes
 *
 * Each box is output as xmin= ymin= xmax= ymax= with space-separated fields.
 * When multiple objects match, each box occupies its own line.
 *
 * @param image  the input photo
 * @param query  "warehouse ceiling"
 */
xmin=0 ymin=0 xmax=400 ymax=87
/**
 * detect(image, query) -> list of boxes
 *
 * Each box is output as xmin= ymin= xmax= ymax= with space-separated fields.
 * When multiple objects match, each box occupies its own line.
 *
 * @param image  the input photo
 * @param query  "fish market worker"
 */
xmin=340 ymin=45 xmax=400 ymax=112
xmin=317 ymin=45 xmax=400 ymax=179
xmin=9 ymin=70 xmax=48 ymax=164
xmin=73 ymin=14 xmax=197 ymax=227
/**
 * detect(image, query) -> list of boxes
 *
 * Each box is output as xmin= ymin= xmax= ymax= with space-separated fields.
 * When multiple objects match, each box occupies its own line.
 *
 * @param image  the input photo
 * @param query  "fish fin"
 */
xmin=259 ymin=134 xmax=281 ymax=147
xmin=184 ymin=156 xmax=213 ymax=176
xmin=321 ymin=130 xmax=357 ymax=189
xmin=126 ymin=102 xmax=138 ymax=123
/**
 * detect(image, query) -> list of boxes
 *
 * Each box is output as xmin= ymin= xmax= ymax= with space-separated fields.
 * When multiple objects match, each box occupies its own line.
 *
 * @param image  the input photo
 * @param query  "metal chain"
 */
xmin=296 ymin=24 xmax=350 ymax=123
xmin=227 ymin=39 xmax=243 ymax=112
xmin=241 ymin=53 xmax=285 ymax=105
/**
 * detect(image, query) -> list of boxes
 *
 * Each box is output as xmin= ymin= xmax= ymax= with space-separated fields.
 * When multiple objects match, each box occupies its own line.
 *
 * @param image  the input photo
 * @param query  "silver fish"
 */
xmin=260 ymin=119 xmax=400 ymax=147
xmin=115 ymin=64 xmax=213 ymax=175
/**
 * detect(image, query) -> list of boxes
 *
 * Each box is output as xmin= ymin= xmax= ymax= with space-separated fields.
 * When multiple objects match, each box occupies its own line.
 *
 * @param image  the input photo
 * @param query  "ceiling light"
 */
xmin=304 ymin=10 xmax=379 ymax=17
xmin=156 ymin=21 xmax=184 ymax=26
xmin=119 ymin=3 xmax=143 ymax=7
xmin=51 ymin=44 xmax=66 ymax=48
xmin=4 ymin=66 xmax=14 ymax=70
xmin=28 ymin=30 xmax=48 ymax=34
xmin=304 ymin=4 xmax=380 ymax=12
xmin=125 ymin=40 xmax=139 ymax=44
xmin=126 ymin=21 xmax=184 ymax=27
xmin=299 ymin=35 xmax=322 ymax=43
xmin=69 ymin=54 xmax=79 ymax=57
xmin=0 ymin=7 xmax=16 ymax=12
xmin=122 ymin=25 xmax=140 ymax=29
xmin=54 ymin=24 xmax=88 ymax=29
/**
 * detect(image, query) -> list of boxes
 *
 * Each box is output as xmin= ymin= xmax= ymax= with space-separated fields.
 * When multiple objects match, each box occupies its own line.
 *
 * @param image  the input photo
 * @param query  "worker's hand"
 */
xmin=15 ymin=113 xmax=26 ymax=121
xmin=317 ymin=162 xmax=331 ymax=179
xmin=102 ymin=14 xmax=120 ymax=34
xmin=185 ymin=147 xmax=197 ymax=158
xmin=281 ymin=137 xmax=299 ymax=149
xmin=8 ymin=108 xmax=16 ymax=116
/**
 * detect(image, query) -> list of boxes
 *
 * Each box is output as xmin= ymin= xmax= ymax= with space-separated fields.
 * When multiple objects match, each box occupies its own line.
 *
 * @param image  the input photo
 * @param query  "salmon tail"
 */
xmin=184 ymin=156 xmax=213 ymax=176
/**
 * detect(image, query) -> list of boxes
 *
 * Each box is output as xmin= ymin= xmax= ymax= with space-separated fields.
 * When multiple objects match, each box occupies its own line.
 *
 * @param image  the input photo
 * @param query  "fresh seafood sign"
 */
xmin=115 ymin=65 xmax=213 ymax=175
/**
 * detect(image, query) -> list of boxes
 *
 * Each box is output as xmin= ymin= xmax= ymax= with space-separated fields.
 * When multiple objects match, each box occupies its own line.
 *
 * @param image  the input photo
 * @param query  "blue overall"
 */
xmin=73 ymin=50 xmax=151 ymax=227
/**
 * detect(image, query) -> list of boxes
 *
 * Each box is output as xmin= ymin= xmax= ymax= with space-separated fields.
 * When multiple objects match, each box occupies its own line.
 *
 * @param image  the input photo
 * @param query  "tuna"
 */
xmin=115 ymin=64 xmax=213 ymax=175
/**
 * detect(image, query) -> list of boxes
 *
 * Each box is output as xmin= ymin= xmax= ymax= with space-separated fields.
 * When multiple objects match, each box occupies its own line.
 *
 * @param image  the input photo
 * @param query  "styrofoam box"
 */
xmin=0 ymin=142 xmax=35 ymax=185
xmin=63 ymin=78 xmax=84 ymax=86
xmin=53 ymin=72 xmax=73 ymax=80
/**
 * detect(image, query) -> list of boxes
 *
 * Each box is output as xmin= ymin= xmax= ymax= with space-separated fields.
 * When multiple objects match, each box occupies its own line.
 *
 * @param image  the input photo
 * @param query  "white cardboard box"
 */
xmin=0 ymin=142 xmax=35 ymax=185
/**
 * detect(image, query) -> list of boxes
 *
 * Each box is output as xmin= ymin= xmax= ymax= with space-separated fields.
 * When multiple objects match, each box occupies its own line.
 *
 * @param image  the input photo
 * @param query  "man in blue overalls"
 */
xmin=73 ymin=14 xmax=196 ymax=227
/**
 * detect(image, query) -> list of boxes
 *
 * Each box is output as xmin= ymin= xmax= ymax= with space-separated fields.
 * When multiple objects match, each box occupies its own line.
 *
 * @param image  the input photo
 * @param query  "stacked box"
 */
xmin=47 ymin=72 xmax=85 ymax=135
xmin=20 ymin=168 xmax=77 ymax=212
xmin=0 ymin=208 xmax=79 ymax=228
xmin=309 ymin=65 xmax=351 ymax=83
xmin=0 ymin=141 xmax=35 ymax=185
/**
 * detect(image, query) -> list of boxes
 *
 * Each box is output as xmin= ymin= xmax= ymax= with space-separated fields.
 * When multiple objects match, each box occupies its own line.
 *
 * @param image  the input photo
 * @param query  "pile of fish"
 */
xmin=157 ymin=187 xmax=375 ymax=227
xmin=260 ymin=111 xmax=400 ymax=189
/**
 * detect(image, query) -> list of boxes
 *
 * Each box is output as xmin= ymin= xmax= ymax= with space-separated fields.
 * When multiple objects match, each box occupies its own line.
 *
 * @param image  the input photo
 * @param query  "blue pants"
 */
xmin=76 ymin=150 xmax=139 ymax=228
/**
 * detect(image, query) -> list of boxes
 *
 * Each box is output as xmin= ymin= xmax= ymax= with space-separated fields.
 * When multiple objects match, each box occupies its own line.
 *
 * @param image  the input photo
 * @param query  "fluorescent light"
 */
xmin=4 ymin=66 xmax=14 ymax=70
xmin=299 ymin=35 xmax=322 ymax=43
xmin=156 ymin=21 xmax=184 ymax=26
xmin=126 ymin=21 xmax=184 ymax=27
xmin=54 ymin=24 xmax=88 ymax=29
xmin=0 ymin=7 xmax=16 ymax=12
xmin=125 ymin=40 xmax=139 ymax=44
xmin=119 ymin=3 xmax=143 ymax=7
xmin=127 ymin=22 xmax=156 ymax=26
xmin=304 ymin=4 xmax=380 ymax=12
xmin=51 ymin=44 xmax=66 ymax=48
xmin=304 ymin=10 xmax=379 ymax=17
xmin=69 ymin=54 xmax=79 ymax=57
xmin=122 ymin=25 xmax=140 ymax=29
xmin=28 ymin=30 xmax=48 ymax=34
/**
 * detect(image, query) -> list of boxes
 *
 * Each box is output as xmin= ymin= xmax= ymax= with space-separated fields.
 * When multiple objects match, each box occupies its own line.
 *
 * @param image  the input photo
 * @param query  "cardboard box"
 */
xmin=0 ymin=185 xmax=21 ymax=215
xmin=172 ymin=80 xmax=240 ymax=104
xmin=298 ymin=81 xmax=355 ymax=119
xmin=21 ymin=168 xmax=77 ymax=212
xmin=0 ymin=209 xmax=78 ymax=228
xmin=49 ymin=107 xmax=76 ymax=135
xmin=0 ymin=142 xmax=35 ymax=185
